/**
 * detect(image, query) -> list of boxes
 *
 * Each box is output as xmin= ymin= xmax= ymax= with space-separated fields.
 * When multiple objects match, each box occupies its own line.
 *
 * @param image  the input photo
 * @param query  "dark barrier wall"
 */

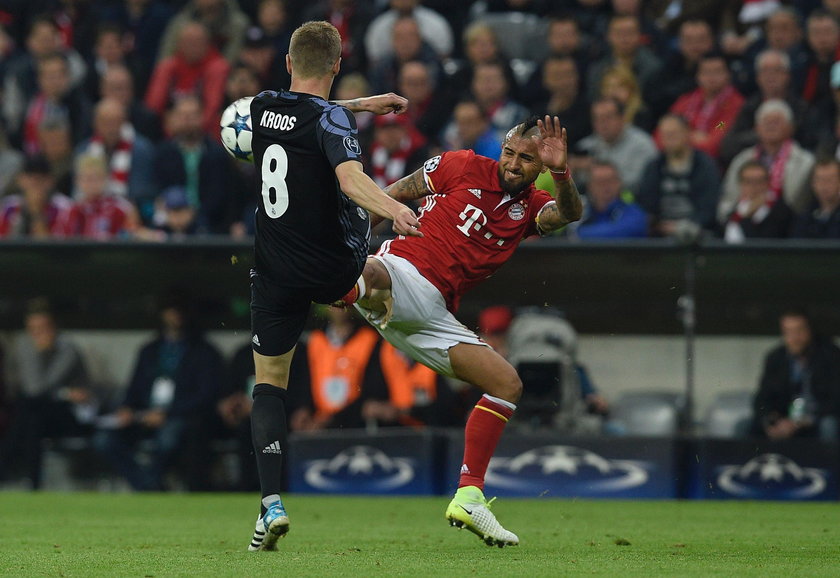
xmin=1 ymin=238 xmax=839 ymax=334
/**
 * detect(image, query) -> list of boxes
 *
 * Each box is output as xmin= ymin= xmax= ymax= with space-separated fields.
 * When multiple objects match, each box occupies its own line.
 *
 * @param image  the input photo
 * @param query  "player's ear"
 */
xmin=332 ymin=57 xmax=341 ymax=77
xmin=285 ymin=54 xmax=292 ymax=75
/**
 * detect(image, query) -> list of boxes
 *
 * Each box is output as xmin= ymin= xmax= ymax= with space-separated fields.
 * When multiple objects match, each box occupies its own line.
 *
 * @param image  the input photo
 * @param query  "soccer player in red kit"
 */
xmin=344 ymin=115 xmax=582 ymax=547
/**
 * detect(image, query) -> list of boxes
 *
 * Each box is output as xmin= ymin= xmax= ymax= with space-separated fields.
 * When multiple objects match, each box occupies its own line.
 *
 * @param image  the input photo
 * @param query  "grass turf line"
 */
xmin=1 ymin=493 xmax=839 ymax=577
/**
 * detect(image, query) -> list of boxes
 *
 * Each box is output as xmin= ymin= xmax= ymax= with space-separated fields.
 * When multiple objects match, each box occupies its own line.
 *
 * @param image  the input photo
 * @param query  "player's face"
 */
xmin=498 ymin=135 xmax=542 ymax=195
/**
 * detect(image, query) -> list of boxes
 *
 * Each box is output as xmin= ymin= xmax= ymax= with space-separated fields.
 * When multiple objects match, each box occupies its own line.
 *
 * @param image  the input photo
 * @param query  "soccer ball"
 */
xmin=220 ymin=96 xmax=254 ymax=162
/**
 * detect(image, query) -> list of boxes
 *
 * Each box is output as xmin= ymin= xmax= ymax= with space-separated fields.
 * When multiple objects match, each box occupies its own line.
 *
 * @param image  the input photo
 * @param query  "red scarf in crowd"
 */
xmin=86 ymin=123 xmax=135 ymax=197
xmin=756 ymin=139 xmax=793 ymax=199
xmin=681 ymin=85 xmax=736 ymax=132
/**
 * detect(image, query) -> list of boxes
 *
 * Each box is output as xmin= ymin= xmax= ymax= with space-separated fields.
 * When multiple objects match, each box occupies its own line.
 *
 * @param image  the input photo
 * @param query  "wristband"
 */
xmin=549 ymin=167 xmax=570 ymax=181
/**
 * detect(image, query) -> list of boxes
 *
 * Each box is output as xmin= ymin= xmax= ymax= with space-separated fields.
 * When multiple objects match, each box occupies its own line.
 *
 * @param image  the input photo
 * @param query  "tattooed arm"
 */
xmin=334 ymin=93 xmax=408 ymax=115
xmin=536 ymin=174 xmax=583 ymax=233
xmin=369 ymin=168 xmax=431 ymax=228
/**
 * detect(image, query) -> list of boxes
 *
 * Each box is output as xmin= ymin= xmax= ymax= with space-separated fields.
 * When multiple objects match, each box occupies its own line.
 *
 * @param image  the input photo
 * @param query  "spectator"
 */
xmin=719 ymin=99 xmax=816 ymax=222
xmin=93 ymin=295 xmax=223 ymax=491
xmin=440 ymin=100 xmax=501 ymax=159
xmin=650 ymin=19 xmax=716 ymax=117
xmin=368 ymin=15 xmax=441 ymax=94
xmin=82 ymin=24 xmax=131 ymax=102
xmin=721 ymin=49 xmax=819 ymax=164
xmin=254 ymin=0 xmax=293 ymax=58
xmin=144 ymin=21 xmax=230 ymax=136
xmin=149 ymin=186 xmax=200 ymax=239
xmin=237 ymin=26 xmax=287 ymax=96
xmin=815 ymin=63 xmax=840 ymax=156
xmin=397 ymin=60 xmax=454 ymax=148
xmin=0 ymin=300 xmax=93 ymax=489
xmin=522 ymin=13 xmax=594 ymax=107
xmin=21 ymin=52 xmax=92 ymax=156
xmin=722 ymin=160 xmax=794 ymax=242
xmin=3 ymin=16 xmax=87 ymax=143
xmin=99 ymin=65 xmax=161 ymax=143
xmin=662 ymin=52 xmax=744 ymax=161
xmin=469 ymin=61 xmax=530 ymax=143
xmin=569 ymin=159 xmax=647 ymax=239
xmin=76 ymin=98 xmax=157 ymax=218
xmin=573 ymin=97 xmax=658 ymax=193
xmin=366 ymin=112 xmax=429 ymax=189
xmin=157 ymin=0 xmax=251 ymax=64
xmin=0 ymin=154 xmax=75 ymax=238
xmin=529 ymin=55 xmax=591 ymax=151
xmin=361 ymin=341 xmax=465 ymax=428
xmin=0 ymin=122 xmax=25 ymax=196
xmin=66 ymin=155 xmax=140 ymax=239
xmin=800 ymin=9 xmax=840 ymax=107
xmin=97 ymin=0 xmax=174 ymax=95
xmin=477 ymin=305 xmax=514 ymax=359
xmin=598 ymin=64 xmax=653 ymax=131
xmin=790 ymin=159 xmax=840 ymax=239
xmin=286 ymin=307 xmax=385 ymax=432
xmin=301 ymin=0 xmax=375 ymax=77
xmin=224 ymin=62 xmax=262 ymax=106
xmin=445 ymin=21 xmax=516 ymax=103
xmin=364 ymin=0 xmax=454 ymax=64
xmin=637 ymin=114 xmax=721 ymax=236
xmin=586 ymin=14 xmax=662 ymax=104
xmin=735 ymin=7 xmax=809 ymax=95
xmin=154 ymin=95 xmax=235 ymax=234
xmin=37 ymin=113 xmax=75 ymax=197
xmin=750 ymin=309 xmax=840 ymax=441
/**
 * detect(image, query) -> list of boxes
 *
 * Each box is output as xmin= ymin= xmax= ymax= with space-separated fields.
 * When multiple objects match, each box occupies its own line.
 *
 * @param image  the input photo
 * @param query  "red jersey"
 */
xmin=379 ymin=150 xmax=554 ymax=312
xmin=0 ymin=194 xmax=75 ymax=237
xmin=68 ymin=195 xmax=135 ymax=240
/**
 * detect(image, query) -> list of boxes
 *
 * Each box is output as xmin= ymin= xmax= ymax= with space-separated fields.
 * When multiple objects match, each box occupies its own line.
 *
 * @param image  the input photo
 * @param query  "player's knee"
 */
xmin=363 ymin=259 xmax=391 ymax=292
xmin=494 ymin=370 xmax=522 ymax=404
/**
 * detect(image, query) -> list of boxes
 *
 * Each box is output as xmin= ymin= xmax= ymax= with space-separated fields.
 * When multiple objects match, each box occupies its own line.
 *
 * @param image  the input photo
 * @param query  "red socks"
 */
xmin=458 ymin=394 xmax=515 ymax=490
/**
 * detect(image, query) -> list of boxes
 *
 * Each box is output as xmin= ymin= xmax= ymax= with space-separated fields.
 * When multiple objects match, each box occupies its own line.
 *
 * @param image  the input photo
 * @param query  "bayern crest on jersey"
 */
xmin=508 ymin=203 xmax=526 ymax=220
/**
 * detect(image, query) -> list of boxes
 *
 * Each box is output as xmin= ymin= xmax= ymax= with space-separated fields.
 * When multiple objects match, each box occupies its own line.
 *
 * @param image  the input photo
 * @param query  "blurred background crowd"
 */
xmin=0 ymin=0 xmax=839 ymax=242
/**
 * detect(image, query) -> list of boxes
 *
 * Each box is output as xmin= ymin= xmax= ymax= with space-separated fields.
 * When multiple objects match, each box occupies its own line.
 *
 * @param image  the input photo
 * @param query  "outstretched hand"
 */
xmin=392 ymin=206 xmax=423 ymax=238
xmin=536 ymin=115 xmax=568 ymax=173
xmin=365 ymin=93 xmax=409 ymax=115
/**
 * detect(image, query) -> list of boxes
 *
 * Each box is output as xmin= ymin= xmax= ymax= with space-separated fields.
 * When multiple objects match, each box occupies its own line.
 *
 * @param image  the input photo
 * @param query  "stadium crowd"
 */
xmin=0 ymin=0 xmax=838 ymax=241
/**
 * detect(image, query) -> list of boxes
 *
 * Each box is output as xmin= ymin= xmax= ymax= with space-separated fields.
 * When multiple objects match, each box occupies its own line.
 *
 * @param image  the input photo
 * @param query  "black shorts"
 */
xmin=250 ymin=269 xmax=358 ymax=356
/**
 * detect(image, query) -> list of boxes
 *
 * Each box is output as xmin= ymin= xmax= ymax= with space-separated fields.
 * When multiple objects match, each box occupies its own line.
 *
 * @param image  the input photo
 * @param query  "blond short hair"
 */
xmin=289 ymin=21 xmax=342 ymax=79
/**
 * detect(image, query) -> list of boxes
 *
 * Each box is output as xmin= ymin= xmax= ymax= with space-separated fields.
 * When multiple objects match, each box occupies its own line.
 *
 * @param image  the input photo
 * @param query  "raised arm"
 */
xmin=534 ymin=116 xmax=583 ymax=232
xmin=333 ymin=93 xmax=408 ymax=115
xmin=334 ymin=161 xmax=422 ymax=237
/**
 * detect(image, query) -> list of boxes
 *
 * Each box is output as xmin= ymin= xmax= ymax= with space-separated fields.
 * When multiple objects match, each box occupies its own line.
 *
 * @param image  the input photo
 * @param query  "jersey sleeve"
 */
xmin=526 ymin=188 xmax=556 ymax=238
xmin=422 ymin=149 xmax=473 ymax=196
xmin=316 ymin=105 xmax=363 ymax=169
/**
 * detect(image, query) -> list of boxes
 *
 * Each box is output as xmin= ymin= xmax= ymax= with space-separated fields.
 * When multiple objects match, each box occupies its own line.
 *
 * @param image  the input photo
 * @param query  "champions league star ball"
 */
xmin=220 ymin=96 xmax=254 ymax=162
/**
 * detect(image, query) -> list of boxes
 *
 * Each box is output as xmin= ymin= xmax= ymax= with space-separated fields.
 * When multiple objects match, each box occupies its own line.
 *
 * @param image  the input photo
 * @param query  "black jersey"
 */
xmin=250 ymin=90 xmax=371 ymax=287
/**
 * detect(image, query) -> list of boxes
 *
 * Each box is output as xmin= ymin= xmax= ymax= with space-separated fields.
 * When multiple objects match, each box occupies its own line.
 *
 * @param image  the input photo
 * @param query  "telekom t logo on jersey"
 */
xmin=456 ymin=204 xmax=487 ymax=237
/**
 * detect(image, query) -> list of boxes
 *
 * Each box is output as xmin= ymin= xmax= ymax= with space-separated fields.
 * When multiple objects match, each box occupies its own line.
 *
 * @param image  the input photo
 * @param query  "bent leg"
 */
xmin=449 ymin=343 xmax=522 ymax=403
xmin=449 ymin=343 xmax=522 ymax=491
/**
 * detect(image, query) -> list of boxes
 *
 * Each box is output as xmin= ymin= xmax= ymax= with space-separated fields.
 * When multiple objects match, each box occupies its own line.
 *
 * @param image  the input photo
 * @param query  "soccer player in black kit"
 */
xmin=246 ymin=21 xmax=421 ymax=551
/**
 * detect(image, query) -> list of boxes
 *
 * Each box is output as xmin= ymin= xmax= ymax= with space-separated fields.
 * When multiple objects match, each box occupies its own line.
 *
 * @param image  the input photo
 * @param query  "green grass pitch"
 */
xmin=1 ymin=492 xmax=839 ymax=577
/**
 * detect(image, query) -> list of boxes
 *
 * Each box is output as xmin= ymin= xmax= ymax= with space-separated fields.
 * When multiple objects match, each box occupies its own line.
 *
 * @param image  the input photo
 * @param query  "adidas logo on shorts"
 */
xmin=252 ymin=334 xmax=261 ymax=347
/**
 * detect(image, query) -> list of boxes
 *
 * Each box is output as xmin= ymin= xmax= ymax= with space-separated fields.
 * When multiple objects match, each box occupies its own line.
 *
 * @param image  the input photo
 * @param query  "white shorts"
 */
xmin=354 ymin=253 xmax=486 ymax=378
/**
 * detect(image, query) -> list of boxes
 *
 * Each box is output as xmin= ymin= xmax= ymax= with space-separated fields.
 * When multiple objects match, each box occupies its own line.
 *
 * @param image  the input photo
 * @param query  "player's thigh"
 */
xmin=449 ymin=342 xmax=522 ymax=403
xmin=254 ymin=346 xmax=297 ymax=389
xmin=250 ymin=272 xmax=310 ymax=388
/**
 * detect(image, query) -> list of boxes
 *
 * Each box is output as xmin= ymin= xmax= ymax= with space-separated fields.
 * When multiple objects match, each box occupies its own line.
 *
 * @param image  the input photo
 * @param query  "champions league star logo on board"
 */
xmin=304 ymin=446 xmax=415 ymax=491
xmin=486 ymin=445 xmax=649 ymax=494
xmin=716 ymin=454 xmax=828 ymax=499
